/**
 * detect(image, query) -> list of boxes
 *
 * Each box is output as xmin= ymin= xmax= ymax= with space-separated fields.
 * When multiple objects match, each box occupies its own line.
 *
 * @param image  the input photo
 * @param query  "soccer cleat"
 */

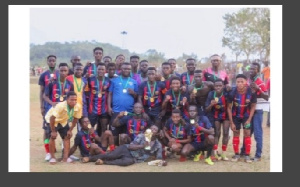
xmin=95 ymin=159 xmax=104 ymax=165
xmin=231 ymin=155 xmax=240 ymax=162
xmin=251 ymin=157 xmax=261 ymax=162
xmin=69 ymin=155 xmax=80 ymax=161
xmin=45 ymin=153 xmax=51 ymax=161
xmin=193 ymin=152 xmax=202 ymax=162
xmin=205 ymin=157 xmax=214 ymax=165
xmin=211 ymin=155 xmax=220 ymax=162
xmin=244 ymin=156 xmax=252 ymax=163
xmin=49 ymin=158 xmax=57 ymax=165
xmin=179 ymin=155 xmax=187 ymax=162
xmin=220 ymin=153 xmax=229 ymax=161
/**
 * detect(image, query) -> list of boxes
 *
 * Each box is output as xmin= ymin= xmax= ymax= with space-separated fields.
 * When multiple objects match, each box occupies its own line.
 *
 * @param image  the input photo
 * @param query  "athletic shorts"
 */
xmin=191 ymin=142 xmax=206 ymax=151
xmin=49 ymin=123 xmax=70 ymax=139
xmin=233 ymin=118 xmax=250 ymax=130
xmin=88 ymin=113 xmax=109 ymax=128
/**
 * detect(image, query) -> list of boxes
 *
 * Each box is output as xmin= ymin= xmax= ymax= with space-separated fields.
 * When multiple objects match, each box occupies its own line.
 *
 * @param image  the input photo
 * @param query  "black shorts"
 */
xmin=109 ymin=112 xmax=127 ymax=136
xmin=88 ymin=113 xmax=109 ymax=128
xmin=50 ymin=123 xmax=70 ymax=139
xmin=191 ymin=142 xmax=206 ymax=151
xmin=214 ymin=119 xmax=229 ymax=124
xmin=233 ymin=118 xmax=250 ymax=130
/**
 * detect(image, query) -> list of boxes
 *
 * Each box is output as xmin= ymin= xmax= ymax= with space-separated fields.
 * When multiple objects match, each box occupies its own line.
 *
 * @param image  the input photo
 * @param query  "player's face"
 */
xmin=103 ymin=57 xmax=112 ymax=66
xmin=236 ymin=78 xmax=247 ymax=90
xmin=147 ymin=70 xmax=156 ymax=82
xmin=171 ymin=113 xmax=181 ymax=125
xmin=47 ymin=57 xmax=56 ymax=68
xmin=150 ymin=125 xmax=159 ymax=135
xmin=186 ymin=60 xmax=196 ymax=72
xmin=194 ymin=72 xmax=203 ymax=85
xmin=171 ymin=80 xmax=181 ymax=92
xmin=249 ymin=65 xmax=258 ymax=77
xmin=71 ymin=56 xmax=81 ymax=65
xmin=214 ymin=81 xmax=224 ymax=93
xmin=188 ymin=106 xmax=198 ymax=118
xmin=115 ymin=55 xmax=125 ymax=67
xmin=94 ymin=50 xmax=103 ymax=61
xmin=74 ymin=66 xmax=83 ymax=78
xmin=140 ymin=62 xmax=149 ymax=73
xmin=133 ymin=103 xmax=143 ymax=115
xmin=168 ymin=60 xmax=176 ymax=71
xmin=97 ymin=65 xmax=106 ymax=77
xmin=121 ymin=64 xmax=131 ymax=77
xmin=67 ymin=95 xmax=77 ymax=108
xmin=130 ymin=58 xmax=139 ymax=69
xmin=162 ymin=65 xmax=171 ymax=76
xmin=59 ymin=66 xmax=69 ymax=78
xmin=108 ymin=66 xmax=116 ymax=77
xmin=211 ymin=56 xmax=221 ymax=68
xmin=81 ymin=117 xmax=90 ymax=131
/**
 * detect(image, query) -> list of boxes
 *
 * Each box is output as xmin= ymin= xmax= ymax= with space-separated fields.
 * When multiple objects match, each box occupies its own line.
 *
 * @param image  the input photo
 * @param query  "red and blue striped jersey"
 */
xmin=87 ymin=76 xmax=110 ymax=115
xmin=119 ymin=116 xmax=149 ymax=140
xmin=189 ymin=116 xmax=212 ymax=142
xmin=165 ymin=89 xmax=189 ymax=121
xmin=205 ymin=90 xmax=228 ymax=120
xmin=165 ymin=119 xmax=191 ymax=140
xmin=38 ymin=69 xmax=59 ymax=88
xmin=83 ymin=63 xmax=97 ymax=76
xmin=228 ymin=87 xmax=257 ymax=119
xmin=74 ymin=130 xmax=97 ymax=157
xmin=180 ymin=72 xmax=194 ymax=86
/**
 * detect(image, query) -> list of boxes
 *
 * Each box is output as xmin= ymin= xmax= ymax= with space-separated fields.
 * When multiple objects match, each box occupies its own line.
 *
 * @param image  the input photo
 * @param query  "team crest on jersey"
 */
xmin=144 ymin=95 xmax=149 ymax=100
xmin=55 ymin=94 xmax=59 ymax=98
xmin=129 ymin=129 xmax=134 ymax=134
xmin=235 ymin=102 xmax=239 ymax=107
xmin=92 ymin=90 xmax=97 ymax=94
xmin=215 ymin=105 xmax=221 ymax=109
xmin=128 ymin=82 xmax=133 ymax=86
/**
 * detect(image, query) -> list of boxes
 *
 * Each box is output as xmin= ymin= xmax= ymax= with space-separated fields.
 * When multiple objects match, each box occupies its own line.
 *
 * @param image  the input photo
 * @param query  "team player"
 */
xmin=114 ymin=54 xmax=125 ymax=75
xmin=168 ymin=58 xmax=181 ymax=77
xmin=83 ymin=47 xmax=104 ymax=77
xmin=227 ymin=74 xmax=257 ymax=163
xmin=139 ymin=60 xmax=149 ymax=82
xmin=180 ymin=58 xmax=196 ymax=86
xmin=68 ymin=55 xmax=81 ymax=75
xmin=130 ymin=55 xmax=143 ymax=86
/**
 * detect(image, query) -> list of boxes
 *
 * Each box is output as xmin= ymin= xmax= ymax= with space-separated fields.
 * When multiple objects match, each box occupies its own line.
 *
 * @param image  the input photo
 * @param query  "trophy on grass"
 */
xmin=144 ymin=129 xmax=153 ymax=150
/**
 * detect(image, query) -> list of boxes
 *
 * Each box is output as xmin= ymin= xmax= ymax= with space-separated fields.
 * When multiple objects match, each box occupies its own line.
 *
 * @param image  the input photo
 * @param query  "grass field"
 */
xmin=30 ymin=76 xmax=270 ymax=172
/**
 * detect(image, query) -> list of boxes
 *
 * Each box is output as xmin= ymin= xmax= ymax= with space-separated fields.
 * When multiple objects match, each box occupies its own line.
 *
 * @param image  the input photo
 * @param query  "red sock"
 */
xmin=179 ymin=155 xmax=186 ymax=162
xmin=213 ymin=144 xmax=218 ymax=151
xmin=222 ymin=145 xmax=227 ymax=151
xmin=44 ymin=143 xmax=50 ymax=153
xmin=233 ymin=137 xmax=240 ymax=154
xmin=109 ymin=145 xmax=115 ymax=151
xmin=100 ymin=149 xmax=106 ymax=154
xmin=245 ymin=137 xmax=251 ymax=155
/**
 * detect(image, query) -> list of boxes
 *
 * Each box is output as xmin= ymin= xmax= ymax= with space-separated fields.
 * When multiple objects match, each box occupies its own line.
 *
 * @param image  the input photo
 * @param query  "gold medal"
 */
xmin=124 ymin=111 xmax=128 ymax=116
xmin=60 ymin=96 xmax=64 ymax=101
xmin=98 ymin=93 xmax=102 ymax=98
xmin=161 ymin=77 xmax=165 ymax=81
xmin=193 ymin=88 xmax=197 ymax=94
xmin=215 ymin=97 xmax=219 ymax=102
xmin=144 ymin=95 xmax=149 ymax=100
xmin=87 ymin=124 xmax=92 ymax=128
xmin=55 ymin=94 xmax=59 ymax=98
xmin=92 ymin=90 xmax=97 ymax=94
xmin=86 ymin=144 xmax=90 ymax=148
xmin=123 ymin=89 xmax=127 ymax=93
xmin=150 ymin=97 xmax=154 ymax=102
xmin=190 ymin=119 xmax=195 ymax=124
xmin=129 ymin=129 xmax=133 ymax=134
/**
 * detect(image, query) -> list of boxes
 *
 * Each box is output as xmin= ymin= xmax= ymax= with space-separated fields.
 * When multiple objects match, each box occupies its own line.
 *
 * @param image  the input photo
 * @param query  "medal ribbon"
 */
xmin=194 ymin=83 xmax=204 ymax=90
xmin=96 ymin=76 xmax=105 ymax=95
xmin=73 ymin=75 xmax=83 ymax=92
xmin=67 ymin=104 xmax=74 ymax=122
xmin=120 ymin=76 xmax=130 ymax=90
xmin=147 ymin=81 xmax=157 ymax=101
xmin=171 ymin=90 xmax=181 ymax=107
xmin=187 ymin=72 xmax=194 ymax=85
xmin=172 ymin=123 xmax=182 ymax=138
xmin=58 ymin=75 xmax=67 ymax=97
xmin=213 ymin=91 xmax=223 ymax=100
xmin=213 ymin=69 xmax=220 ymax=80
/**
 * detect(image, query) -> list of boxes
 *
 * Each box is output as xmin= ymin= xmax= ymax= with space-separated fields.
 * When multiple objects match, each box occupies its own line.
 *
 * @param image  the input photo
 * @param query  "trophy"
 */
xmin=144 ymin=129 xmax=153 ymax=150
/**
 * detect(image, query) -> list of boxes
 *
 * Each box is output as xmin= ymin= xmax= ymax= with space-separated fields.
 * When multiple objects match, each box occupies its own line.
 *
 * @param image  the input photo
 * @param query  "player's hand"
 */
xmin=51 ymin=131 xmax=57 ymax=139
xmin=66 ymin=130 xmax=73 ymax=139
xmin=165 ymin=95 xmax=171 ymax=102
xmin=169 ymin=138 xmax=176 ymax=143
xmin=225 ymin=84 xmax=232 ymax=91
xmin=41 ymin=107 xmax=45 ymax=116
xmin=108 ymin=107 xmax=113 ymax=116
xmin=210 ymin=100 xmax=217 ymax=105
xmin=182 ymin=97 xmax=187 ymax=105
xmin=158 ymin=110 xmax=166 ymax=118
xmin=250 ymin=82 xmax=259 ymax=91
xmin=88 ymin=127 xmax=95 ymax=135
xmin=180 ymin=86 xmax=186 ymax=93
xmin=118 ymin=111 xmax=125 ymax=118
xmin=86 ymin=61 xmax=92 ymax=66
xmin=51 ymin=102 xmax=58 ymax=107
xmin=155 ymin=74 xmax=162 ymax=81
xmin=230 ymin=123 xmax=237 ymax=132
xmin=127 ymin=88 xmax=135 ymax=96
xmin=159 ymin=130 xmax=165 ymax=139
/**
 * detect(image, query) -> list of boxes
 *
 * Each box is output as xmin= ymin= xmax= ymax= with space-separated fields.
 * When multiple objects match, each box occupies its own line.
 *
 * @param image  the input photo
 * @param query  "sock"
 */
xmin=233 ymin=137 xmax=240 ymax=154
xmin=44 ymin=139 xmax=50 ymax=153
xmin=245 ymin=136 xmax=251 ymax=155
xmin=206 ymin=144 xmax=213 ymax=158
xmin=109 ymin=145 xmax=115 ymax=151
xmin=179 ymin=155 xmax=186 ymax=162
xmin=222 ymin=144 xmax=227 ymax=152
xmin=213 ymin=144 xmax=218 ymax=151
xmin=100 ymin=149 xmax=106 ymax=154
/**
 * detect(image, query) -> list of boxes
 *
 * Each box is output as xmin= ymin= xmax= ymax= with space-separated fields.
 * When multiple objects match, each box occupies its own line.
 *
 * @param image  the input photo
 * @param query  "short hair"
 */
xmin=147 ymin=67 xmax=156 ymax=71
xmin=67 ymin=91 xmax=77 ymax=98
xmin=74 ymin=62 xmax=83 ymax=67
xmin=168 ymin=58 xmax=176 ymax=62
xmin=59 ymin=63 xmax=68 ymax=68
xmin=97 ymin=62 xmax=106 ymax=67
xmin=103 ymin=56 xmax=112 ymax=60
xmin=71 ymin=55 xmax=80 ymax=59
xmin=47 ymin=55 xmax=57 ymax=60
xmin=210 ymin=54 xmax=220 ymax=58
xmin=172 ymin=109 xmax=181 ymax=115
xmin=186 ymin=58 xmax=196 ymax=62
xmin=194 ymin=70 xmax=202 ymax=74
xmin=116 ymin=54 xmax=125 ymax=59
xmin=107 ymin=62 xmax=116 ymax=68
xmin=122 ymin=62 xmax=131 ymax=67
xmin=214 ymin=78 xmax=224 ymax=84
xmin=252 ymin=62 xmax=261 ymax=72
xmin=93 ymin=47 xmax=103 ymax=53
xmin=140 ymin=60 xmax=148 ymax=64
xmin=130 ymin=55 xmax=140 ymax=60
xmin=162 ymin=62 xmax=171 ymax=67
xmin=236 ymin=74 xmax=247 ymax=80
xmin=170 ymin=76 xmax=181 ymax=84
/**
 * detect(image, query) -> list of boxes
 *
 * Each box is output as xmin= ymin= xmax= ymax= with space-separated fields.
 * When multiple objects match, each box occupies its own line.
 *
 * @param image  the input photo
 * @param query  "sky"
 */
xmin=30 ymin=7 xmax=243 ymax=60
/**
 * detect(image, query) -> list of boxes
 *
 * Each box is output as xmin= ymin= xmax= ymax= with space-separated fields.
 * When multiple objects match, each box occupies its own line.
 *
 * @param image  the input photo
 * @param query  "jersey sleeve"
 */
xmin=205 ymin=91 xmax=214 ymax=108
xmin=38 ymin=73 xmax=45 ymax=86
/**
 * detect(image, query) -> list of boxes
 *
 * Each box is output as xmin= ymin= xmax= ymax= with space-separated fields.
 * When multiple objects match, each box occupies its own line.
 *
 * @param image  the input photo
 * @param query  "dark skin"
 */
xmin=181 ymin=106 xmax=215 ymax=157
xmin=163 ymin=113 xmax=191 ymax=153
xmin=49 ymin=95 xmax=79 ymax=163
xmin=162 ymin=64 xmax=172 ymax=79
xmin=130 ymin=57 xmax=139 ymax=74
xmin=70 ymin=55 xmax=81 ymax=68
xmin=140 ymin=61 xmax=149 ymax=79
xmin=162 ymin=79 xmax=187 ymax=110
xmin=74 ymin=65 xmax=83 ymax=78
xmin=168 ymin=59 xmax=177 ymax=75
xmin=188 ymin=72 xmax=214 ymax=108
xmin=186 ymin=59 xmax=196 ymax=74
xmin=43 ymin=66 xmax=69 ymax=108
xmin=69 ymin=117 xmax=114 ymax=157
xmin=108 ymin=64 xmax=137 ymax=116
xmin=249 ymin=64 xmax=269 ymax=101
xmin=210 ymin=55 xmax=231 ymax=91
xmin=227 ymin=78 xmax=256 ymax=138
xmin=103 ymin=57 xmax=112 ymax=68
xmin=108 ymin=66 xmax=117 ymax=79
xmin=115 ymin=55 xmax=125 ymax=70
xmin=94 ymin=49 xmax=103 ymax=63
xmin=205 ymin=81 xmax=230 ymax=148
